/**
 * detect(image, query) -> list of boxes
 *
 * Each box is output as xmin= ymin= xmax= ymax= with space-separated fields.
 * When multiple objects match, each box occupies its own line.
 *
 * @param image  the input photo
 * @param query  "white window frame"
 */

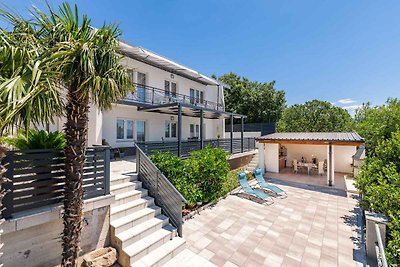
xmin=164 ymin=80 xmax=177 ymax=98
xmin=116 ymin=118 xmax=135 ymax=141
xmin=189 ymin=88 xmax=204 ymax=104
xmin=165 ymin=121 xmax=177 ymax=139
xmin=136 ymin=120 xmax=146 ymax=142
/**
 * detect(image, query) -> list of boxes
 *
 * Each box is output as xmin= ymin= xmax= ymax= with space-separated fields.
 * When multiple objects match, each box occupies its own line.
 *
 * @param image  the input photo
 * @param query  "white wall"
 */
xmin=265 ymin=143 xmax=279 ymax=173
xmin=102 ymin=104 xmax=224 ymax=147
xmin=334 ymin=145 xmax=356 ymax=173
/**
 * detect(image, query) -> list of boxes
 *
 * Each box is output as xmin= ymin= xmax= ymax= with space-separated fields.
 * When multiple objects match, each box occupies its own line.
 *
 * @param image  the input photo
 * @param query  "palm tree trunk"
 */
xmin=61 ymin=88 xmax=89 ymax=267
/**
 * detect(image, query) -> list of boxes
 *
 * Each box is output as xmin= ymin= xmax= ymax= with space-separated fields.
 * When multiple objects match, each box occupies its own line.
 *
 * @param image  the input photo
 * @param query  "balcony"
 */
xmin=123 ymin=83 xmax=224 ymax=111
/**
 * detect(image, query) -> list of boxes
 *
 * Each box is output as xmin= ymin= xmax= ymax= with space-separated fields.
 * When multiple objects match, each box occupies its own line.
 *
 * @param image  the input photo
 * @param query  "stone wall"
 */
xmin=1 ymin=195 xmax=114 ymax=267
xmin=228 ymin=150 xmax=256 ymax=170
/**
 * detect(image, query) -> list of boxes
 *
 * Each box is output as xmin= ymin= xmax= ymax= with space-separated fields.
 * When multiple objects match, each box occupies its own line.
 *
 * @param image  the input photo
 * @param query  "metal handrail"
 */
xmin=124 ymin=82 xmax=224 ymax=111
xmin=135 ymin=144 xmax=186 ymax=236
xmin=375 ymin=223 xmax=388 ymax=267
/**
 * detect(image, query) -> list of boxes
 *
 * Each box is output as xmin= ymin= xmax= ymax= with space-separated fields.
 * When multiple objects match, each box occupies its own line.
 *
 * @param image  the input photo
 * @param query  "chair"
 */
xmin=253 ymin=168 xmax=286 ymax=197
xmin=292 ymin=159 xmax=298 ymax=173
xmin=237 ymin=172 xmax=272 ymax=203
xmin=318 ymin=161 xmax=324 ymax=176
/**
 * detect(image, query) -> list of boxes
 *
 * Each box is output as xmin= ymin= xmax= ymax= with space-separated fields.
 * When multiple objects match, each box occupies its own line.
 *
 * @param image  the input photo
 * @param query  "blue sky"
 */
xmin=1 ymin=1 xmax=399 ymax=111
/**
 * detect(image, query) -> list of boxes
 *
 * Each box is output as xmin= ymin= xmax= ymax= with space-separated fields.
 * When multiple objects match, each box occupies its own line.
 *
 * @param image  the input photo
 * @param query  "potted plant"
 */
xmin=119 ymin=147 xmax=126 ymax=158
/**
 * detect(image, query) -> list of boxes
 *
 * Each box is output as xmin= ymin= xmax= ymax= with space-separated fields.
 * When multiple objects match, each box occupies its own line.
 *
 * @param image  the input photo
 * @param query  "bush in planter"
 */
xmin=189 ymin=146 xmax=229 ymax=203
xmin=150 ymin=146 xmax=229 ymax=206
xmin=150 ymin=152 xmax=202 ymax=206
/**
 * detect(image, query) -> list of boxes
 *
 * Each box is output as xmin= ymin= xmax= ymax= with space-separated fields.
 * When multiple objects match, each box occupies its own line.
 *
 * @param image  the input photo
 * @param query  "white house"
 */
xmin=46 ymin=42 xmax=247 ymax=154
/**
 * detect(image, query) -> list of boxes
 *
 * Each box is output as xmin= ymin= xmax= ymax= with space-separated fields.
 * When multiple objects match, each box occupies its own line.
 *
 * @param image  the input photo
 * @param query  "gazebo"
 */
xmin=256 ymin=132 xmax=364 ymax=186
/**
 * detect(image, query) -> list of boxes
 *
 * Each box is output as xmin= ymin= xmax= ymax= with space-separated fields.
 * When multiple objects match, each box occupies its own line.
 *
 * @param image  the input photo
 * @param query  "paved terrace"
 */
xmin=182 ymin=180 xmax=366 ymax=267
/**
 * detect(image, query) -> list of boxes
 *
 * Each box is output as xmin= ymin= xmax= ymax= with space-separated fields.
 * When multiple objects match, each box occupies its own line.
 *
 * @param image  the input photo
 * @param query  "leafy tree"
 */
xmin=217 ymin=72 xmax=286 ymax=123
xmin=277 ymin=99 xmax=354 ymax=132
xmin=355 ymin=98 xmax=400 ymax=154
xmin=356 ymin=132 xmax=400 ymax=265
xmin=0 ymin=3 xmax=132 ymax=266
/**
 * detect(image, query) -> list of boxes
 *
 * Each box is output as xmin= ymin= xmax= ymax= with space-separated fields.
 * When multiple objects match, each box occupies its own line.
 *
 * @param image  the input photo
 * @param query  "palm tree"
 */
xmin=0 ymin=3 xmax=133 ymax=266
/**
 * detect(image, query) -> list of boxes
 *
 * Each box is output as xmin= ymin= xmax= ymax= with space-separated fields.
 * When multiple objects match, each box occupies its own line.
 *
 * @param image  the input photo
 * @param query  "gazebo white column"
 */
xmin=326 ymin=144 xmax=335 ymax=186
xmin=258 ymin=142 xmax=265 ymax=173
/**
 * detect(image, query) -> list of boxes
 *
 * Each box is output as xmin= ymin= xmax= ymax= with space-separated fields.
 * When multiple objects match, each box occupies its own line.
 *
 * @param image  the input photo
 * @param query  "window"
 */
xmin=190 ymin=124 xmax=200 ymax=138
xmin=116 ymin=119 xmax=134 ymax=140
xmin=137 ymin=72 xmax=146 ymax=102
xmin=127 ymin=69 xmax=135 ymax=83
xmin=165 ymin=121 xmax=177 ymax=138
xmin=136 ymin=121 xmax=146 ymax=141
xmin=189 ymin=88 xmax=204 ymax=104
xmin=165 ymin=80 xmax=177 ymax=98
xmin=190 ymin=88 xmax=195 ymax=104
xmin=126 ymin=120 xmax=134 ymax=139
xmin=117 ymin=119 xmax=125 ymax=140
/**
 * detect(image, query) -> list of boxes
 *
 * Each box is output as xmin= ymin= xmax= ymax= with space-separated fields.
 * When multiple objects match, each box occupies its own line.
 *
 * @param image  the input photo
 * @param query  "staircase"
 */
xmin=245 ymin=152 xmax=259 ymax=172
xmin=110 ymin=172 xmax=186 ymax=267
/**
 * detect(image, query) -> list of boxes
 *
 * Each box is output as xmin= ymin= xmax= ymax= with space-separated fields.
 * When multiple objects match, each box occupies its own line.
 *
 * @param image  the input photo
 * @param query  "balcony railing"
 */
xmin=124 ymin=83 xmax=224 ymax=111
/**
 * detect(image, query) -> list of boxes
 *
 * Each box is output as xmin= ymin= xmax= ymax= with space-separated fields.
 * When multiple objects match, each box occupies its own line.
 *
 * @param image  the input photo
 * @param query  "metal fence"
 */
xmin=225 ymin=122 xmax=276 ymax=135
xmin=136 ymin=144 xmax=186 ymax=236
xmin=124 ymin=83 xmax=224 ymax=111
xmin=137 ymin=137 xmax=256 ymax=158
xmin=1 ymin=146 xmax=110 ymax=219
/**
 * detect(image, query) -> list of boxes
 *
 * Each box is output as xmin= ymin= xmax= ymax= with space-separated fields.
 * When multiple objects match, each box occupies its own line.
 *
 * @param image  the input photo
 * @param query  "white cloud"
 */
xmin=337 ymin=98 xmax=356 ymax=104
xmin=342 ymin=104 xmax=362 ymax=111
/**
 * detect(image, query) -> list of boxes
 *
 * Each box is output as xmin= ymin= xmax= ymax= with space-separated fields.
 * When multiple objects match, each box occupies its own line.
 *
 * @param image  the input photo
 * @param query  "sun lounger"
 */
xmin=238 ymin=171 xmax=272 ymax=202
xmin=253 ymin=168 xmax=286 ymax=197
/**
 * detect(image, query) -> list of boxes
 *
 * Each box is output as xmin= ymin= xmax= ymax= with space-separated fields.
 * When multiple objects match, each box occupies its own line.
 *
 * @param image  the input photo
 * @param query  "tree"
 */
xmin=356 ymin=131 xmax=400 ymax=265
xmin=0 ymin=3 xmax=132 ymax=266
xmin=217 ymin=72 xmax=286 ymax=123
xmin=277 ymin=99 xmax=354 ymax=132
xmin=354 ymin=98 xmax=400 ymax=154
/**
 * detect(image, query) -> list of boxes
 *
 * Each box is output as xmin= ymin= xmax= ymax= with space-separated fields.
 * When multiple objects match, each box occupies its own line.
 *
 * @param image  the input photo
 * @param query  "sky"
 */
xmin=1 ymin=0 xmax=399 ymax=112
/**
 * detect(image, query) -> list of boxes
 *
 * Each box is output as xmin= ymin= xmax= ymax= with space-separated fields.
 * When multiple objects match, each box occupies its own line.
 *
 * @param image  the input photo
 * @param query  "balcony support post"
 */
xmin=200 ymin=108 xmax=204 ymax=150
xmin=178 ymin=103 xmax=182 ymax=157
xmin=241 ymin=116 xmax=244 ymax=153
xmin=230 ymin=114 xmax=234 ymax=154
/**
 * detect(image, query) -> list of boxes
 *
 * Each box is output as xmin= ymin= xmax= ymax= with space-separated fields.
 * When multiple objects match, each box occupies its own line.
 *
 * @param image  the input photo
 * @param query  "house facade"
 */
xmin=47 ymin=42 xmax=238 ymax=149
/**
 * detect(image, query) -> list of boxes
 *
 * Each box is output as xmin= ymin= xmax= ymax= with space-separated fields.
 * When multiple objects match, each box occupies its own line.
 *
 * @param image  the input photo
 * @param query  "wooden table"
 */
xmin=297 ymin=162 xmax=317 ymax=175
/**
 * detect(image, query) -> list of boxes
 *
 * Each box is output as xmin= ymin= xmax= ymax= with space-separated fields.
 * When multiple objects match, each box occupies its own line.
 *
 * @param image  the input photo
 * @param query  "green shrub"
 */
xmin=150 ymin=146 xmax=230 ymax=206
xmin=219 ymin=170 xmax=240 ymax=198
xmin=356 ymin=131 xmax=400 ymax=265
xmin=150 ymin=151 xmax=202 ymax=206
xmin=5 ymin=129 xmax=65 ymax=149
xmin=189 ymin=146 xmax=230 ymax=202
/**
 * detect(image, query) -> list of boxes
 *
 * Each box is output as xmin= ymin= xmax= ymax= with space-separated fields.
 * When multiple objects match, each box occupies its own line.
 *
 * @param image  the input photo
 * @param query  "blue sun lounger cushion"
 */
xmin=238 ymin=171 xmax=269 ymax=200
xmin=254 ymin=168 xmax=285 ymax=194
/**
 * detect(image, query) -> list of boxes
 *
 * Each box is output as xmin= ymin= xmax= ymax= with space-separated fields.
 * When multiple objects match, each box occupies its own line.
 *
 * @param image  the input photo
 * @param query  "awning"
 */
xmin=137 ymin=102 xmax=245 ymax=120
xmin=256 ymin=132 xmax=364 ymax=146
xmin=119 ymin=42 xmax=220 ymax=86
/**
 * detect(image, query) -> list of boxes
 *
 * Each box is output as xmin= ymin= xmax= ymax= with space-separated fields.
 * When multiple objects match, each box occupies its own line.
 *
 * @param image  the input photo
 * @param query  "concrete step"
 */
xmin=111 ymin=206 xmax=161 ymax=235
xmin=113 ymin=215 xmax=171 ymax=249
xmin=110 ymin=173 xmax=138 ymax=186
xmin=110 ymin=181 xmax=142 ymax=195
xmin=118 ymin=228 xmax=176 ymax=266
xmin=132 ymin=237 xmax=186 ymax=267
xmin=111 ymin=196 xmax=155 ymax=220
xmin=113 ymin=188 xmax=148 ymax=207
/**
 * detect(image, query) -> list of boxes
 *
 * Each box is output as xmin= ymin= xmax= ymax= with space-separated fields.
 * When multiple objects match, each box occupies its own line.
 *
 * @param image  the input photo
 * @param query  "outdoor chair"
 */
xmin=237 ymin=171 xmax=273 ymax=204
xmin=318 ymin=161 xmax=324 ymax=175
xmin=292 ymin=159 xmax=298 ymax=173
xmin=253 ymin=168 xmax=287 ymax=197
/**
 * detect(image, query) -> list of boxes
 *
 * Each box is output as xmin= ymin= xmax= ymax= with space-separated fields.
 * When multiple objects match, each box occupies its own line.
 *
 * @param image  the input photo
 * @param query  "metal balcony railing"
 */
xmin=124 ymin=83 xmax=224 ymax=111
